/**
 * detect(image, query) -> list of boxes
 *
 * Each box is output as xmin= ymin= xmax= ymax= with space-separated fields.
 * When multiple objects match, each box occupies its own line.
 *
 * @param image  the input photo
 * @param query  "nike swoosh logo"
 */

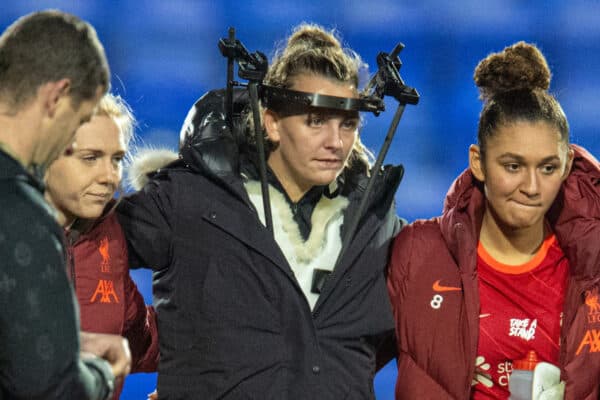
xmin=432 ymin=279 xmax=462 ymax=292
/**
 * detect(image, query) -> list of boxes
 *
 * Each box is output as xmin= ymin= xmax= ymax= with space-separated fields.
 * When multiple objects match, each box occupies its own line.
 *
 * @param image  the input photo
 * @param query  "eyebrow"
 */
xmin=73 ymin=148 xmax=126 ymax=156
xmin=497 ymin=153 xmax=561 ymax=163
xmin=307 ymin=108 xmax=359 ymax=119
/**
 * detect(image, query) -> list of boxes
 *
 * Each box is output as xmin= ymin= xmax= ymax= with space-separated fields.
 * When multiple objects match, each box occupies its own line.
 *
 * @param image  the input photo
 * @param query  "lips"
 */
xmin=510 ymin=200 xmax=542 ymax=208
xmin=315 ymin=159 xmax=343 ymax=168
xmin=87 ymin=193 xmax=112 ymax=200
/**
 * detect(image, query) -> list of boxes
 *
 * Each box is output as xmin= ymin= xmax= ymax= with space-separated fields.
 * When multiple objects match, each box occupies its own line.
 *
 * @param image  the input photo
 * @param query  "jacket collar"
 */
xmin=439 ymin=168 xmax=484 ymax=274
xmin=548 ymin=144 xmax=600 ymax=282
xmin=0 ymin=148 xmax=45 ymax=193
xmin=440 ymin=144 xmax=600 ymax=282
xmin=66 ymin=200 xmax=119 ymax=245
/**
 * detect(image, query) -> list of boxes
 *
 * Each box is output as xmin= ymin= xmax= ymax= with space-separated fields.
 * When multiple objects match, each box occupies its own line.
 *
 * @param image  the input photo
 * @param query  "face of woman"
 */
xmin=45 ymin=115 xmax=126 ymax=227
xmin=264 ymin=74 xmax=359 ymax=201
xmin=470 ymin=120 xmax=573 ymax=232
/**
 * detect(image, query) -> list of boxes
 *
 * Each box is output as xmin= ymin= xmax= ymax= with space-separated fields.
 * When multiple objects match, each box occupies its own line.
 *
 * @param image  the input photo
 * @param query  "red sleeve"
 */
xmin=386 ymin=225 xmax=413 ymax=317
xmin=122 ymin=273 xmax=159 ymax=372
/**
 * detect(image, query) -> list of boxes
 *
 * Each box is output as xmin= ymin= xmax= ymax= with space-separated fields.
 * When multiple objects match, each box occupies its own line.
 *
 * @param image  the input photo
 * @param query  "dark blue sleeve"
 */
xmin=0 ymin=182 xmax=112 ymax=400
xmin=116 ymin=172 xmax=175 ymax=271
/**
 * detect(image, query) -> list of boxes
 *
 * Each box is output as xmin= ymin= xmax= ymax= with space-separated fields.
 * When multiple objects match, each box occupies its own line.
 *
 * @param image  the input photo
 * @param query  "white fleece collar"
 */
xmin=244 ymin=180 xmax=349 ymax=309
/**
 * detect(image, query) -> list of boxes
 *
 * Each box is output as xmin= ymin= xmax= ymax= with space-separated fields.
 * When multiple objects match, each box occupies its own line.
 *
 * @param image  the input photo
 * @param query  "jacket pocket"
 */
xmin=396 ymin=351 xmax=459 ymax=400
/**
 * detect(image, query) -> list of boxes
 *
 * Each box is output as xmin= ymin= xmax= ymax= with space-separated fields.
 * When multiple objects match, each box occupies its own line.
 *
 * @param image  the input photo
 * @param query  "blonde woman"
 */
xmin=46 ymin=93 xmax=159 ymax=399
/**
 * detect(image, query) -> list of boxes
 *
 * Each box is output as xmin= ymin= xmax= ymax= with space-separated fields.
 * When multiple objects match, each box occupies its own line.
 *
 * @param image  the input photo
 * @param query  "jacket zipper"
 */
xmin=66 ymin=234 xmax=77 ymax=291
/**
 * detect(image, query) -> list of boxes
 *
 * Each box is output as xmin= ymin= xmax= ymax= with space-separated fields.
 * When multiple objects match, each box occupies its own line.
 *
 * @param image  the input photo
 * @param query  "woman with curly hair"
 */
xmin=387 ymin=42 xmax=600 ymax=399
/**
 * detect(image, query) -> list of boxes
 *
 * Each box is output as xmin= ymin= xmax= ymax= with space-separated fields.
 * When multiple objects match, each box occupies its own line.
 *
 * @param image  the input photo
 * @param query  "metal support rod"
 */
xmin=225 ymin=27 xmax=235 ymax=127
xmin=247 ymin=82 xmax=273 ymax=235
xmin=336 ymin=103 xmax=407 ymax=265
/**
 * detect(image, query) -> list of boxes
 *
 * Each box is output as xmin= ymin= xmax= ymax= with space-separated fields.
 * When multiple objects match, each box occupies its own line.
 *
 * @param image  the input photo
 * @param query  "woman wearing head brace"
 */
xmin=387 ymin=42 xmax=600 ymax=399
xmin=45 ymin=93 xmax=159 ymax=399
xmin=117 ymin=24 xmax=403 ymax=399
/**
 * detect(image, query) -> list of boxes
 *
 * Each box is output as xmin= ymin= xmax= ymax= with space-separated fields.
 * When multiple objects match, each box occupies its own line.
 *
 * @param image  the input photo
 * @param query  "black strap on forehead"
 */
xmin=260 ymin=85 xmax=384 ymax=114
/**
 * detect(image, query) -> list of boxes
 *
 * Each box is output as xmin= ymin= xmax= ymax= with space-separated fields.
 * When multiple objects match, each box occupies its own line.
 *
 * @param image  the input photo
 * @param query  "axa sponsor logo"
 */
xmin=509 ymin=318 xmax=537 ymax=341
xmin=98 ymin=237 xmax=111 ymax=273
xmin=576 ymin=329 xmax=600 ymax=355
xmin=572 ymin=289 xmax=600 ymax=356
xmin=90 ymin=279 xmax=119 ymax=303
xmin=585 ymin=288 xmax=600 ymax=324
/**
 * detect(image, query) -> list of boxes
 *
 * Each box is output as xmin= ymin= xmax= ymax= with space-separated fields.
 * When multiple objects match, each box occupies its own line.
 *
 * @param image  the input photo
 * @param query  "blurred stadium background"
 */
xmin=2 ymin=1 xmax=599 ymax=398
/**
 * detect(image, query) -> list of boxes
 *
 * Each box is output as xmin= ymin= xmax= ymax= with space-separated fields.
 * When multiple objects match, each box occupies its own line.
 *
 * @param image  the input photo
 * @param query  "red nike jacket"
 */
xmin=387 ymin=145 xmax=600 ymax=399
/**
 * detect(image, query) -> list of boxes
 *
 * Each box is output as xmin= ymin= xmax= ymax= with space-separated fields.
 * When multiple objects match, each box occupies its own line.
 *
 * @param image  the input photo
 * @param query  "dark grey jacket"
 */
xmin=0 ymin=150 xmax=113 ymax=400
xmin=117 ymin=89 xmax=404 ymax=399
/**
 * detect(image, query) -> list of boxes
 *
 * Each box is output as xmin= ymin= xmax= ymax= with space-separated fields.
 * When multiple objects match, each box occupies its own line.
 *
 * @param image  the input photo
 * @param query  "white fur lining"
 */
xmin=245 ymin=180 xmax=348 ymax=309
xmin=127 ymin=147 xmax=179 ymax=190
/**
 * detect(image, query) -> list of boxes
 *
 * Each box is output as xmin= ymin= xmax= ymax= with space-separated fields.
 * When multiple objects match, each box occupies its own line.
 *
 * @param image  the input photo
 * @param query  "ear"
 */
xmin=262 ymin=109 xmax=281 ymax=144
xmin=42 ymin=79 xmax=71 ymax=117
xmin=561 ymin=146 xmax=575 ymax=181
xmin=469 ymin=144 xmax=485 ymax=182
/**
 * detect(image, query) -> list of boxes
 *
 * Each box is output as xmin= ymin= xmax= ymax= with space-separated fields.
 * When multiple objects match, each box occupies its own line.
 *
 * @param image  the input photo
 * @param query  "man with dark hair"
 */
xmin=0 ymin=9 xmax=110 ymax=111
xmin=0 ymin=10 xmax=131 ymax=400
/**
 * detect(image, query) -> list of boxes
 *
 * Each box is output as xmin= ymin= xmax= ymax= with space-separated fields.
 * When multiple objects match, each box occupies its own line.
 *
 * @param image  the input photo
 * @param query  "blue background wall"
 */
xmin=2 ymin=1 xmax=600 ymax=398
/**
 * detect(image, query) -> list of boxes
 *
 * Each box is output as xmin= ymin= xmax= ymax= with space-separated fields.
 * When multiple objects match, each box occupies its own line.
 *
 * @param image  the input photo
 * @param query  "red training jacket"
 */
xmin=67 ymin=210 xmax=159 ymax=399
xmin=387 ymin=145 xmax=600 ymax=399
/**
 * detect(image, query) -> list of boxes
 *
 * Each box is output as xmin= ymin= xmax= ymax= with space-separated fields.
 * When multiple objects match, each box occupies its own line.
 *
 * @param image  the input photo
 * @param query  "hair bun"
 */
xmin=474 ymin=41 xmax=551 ymax=100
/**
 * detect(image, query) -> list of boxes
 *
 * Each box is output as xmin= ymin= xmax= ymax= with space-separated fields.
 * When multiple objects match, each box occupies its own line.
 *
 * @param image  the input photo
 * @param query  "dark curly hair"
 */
xmin=473 ymin=41 xmax=568 ymax=158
